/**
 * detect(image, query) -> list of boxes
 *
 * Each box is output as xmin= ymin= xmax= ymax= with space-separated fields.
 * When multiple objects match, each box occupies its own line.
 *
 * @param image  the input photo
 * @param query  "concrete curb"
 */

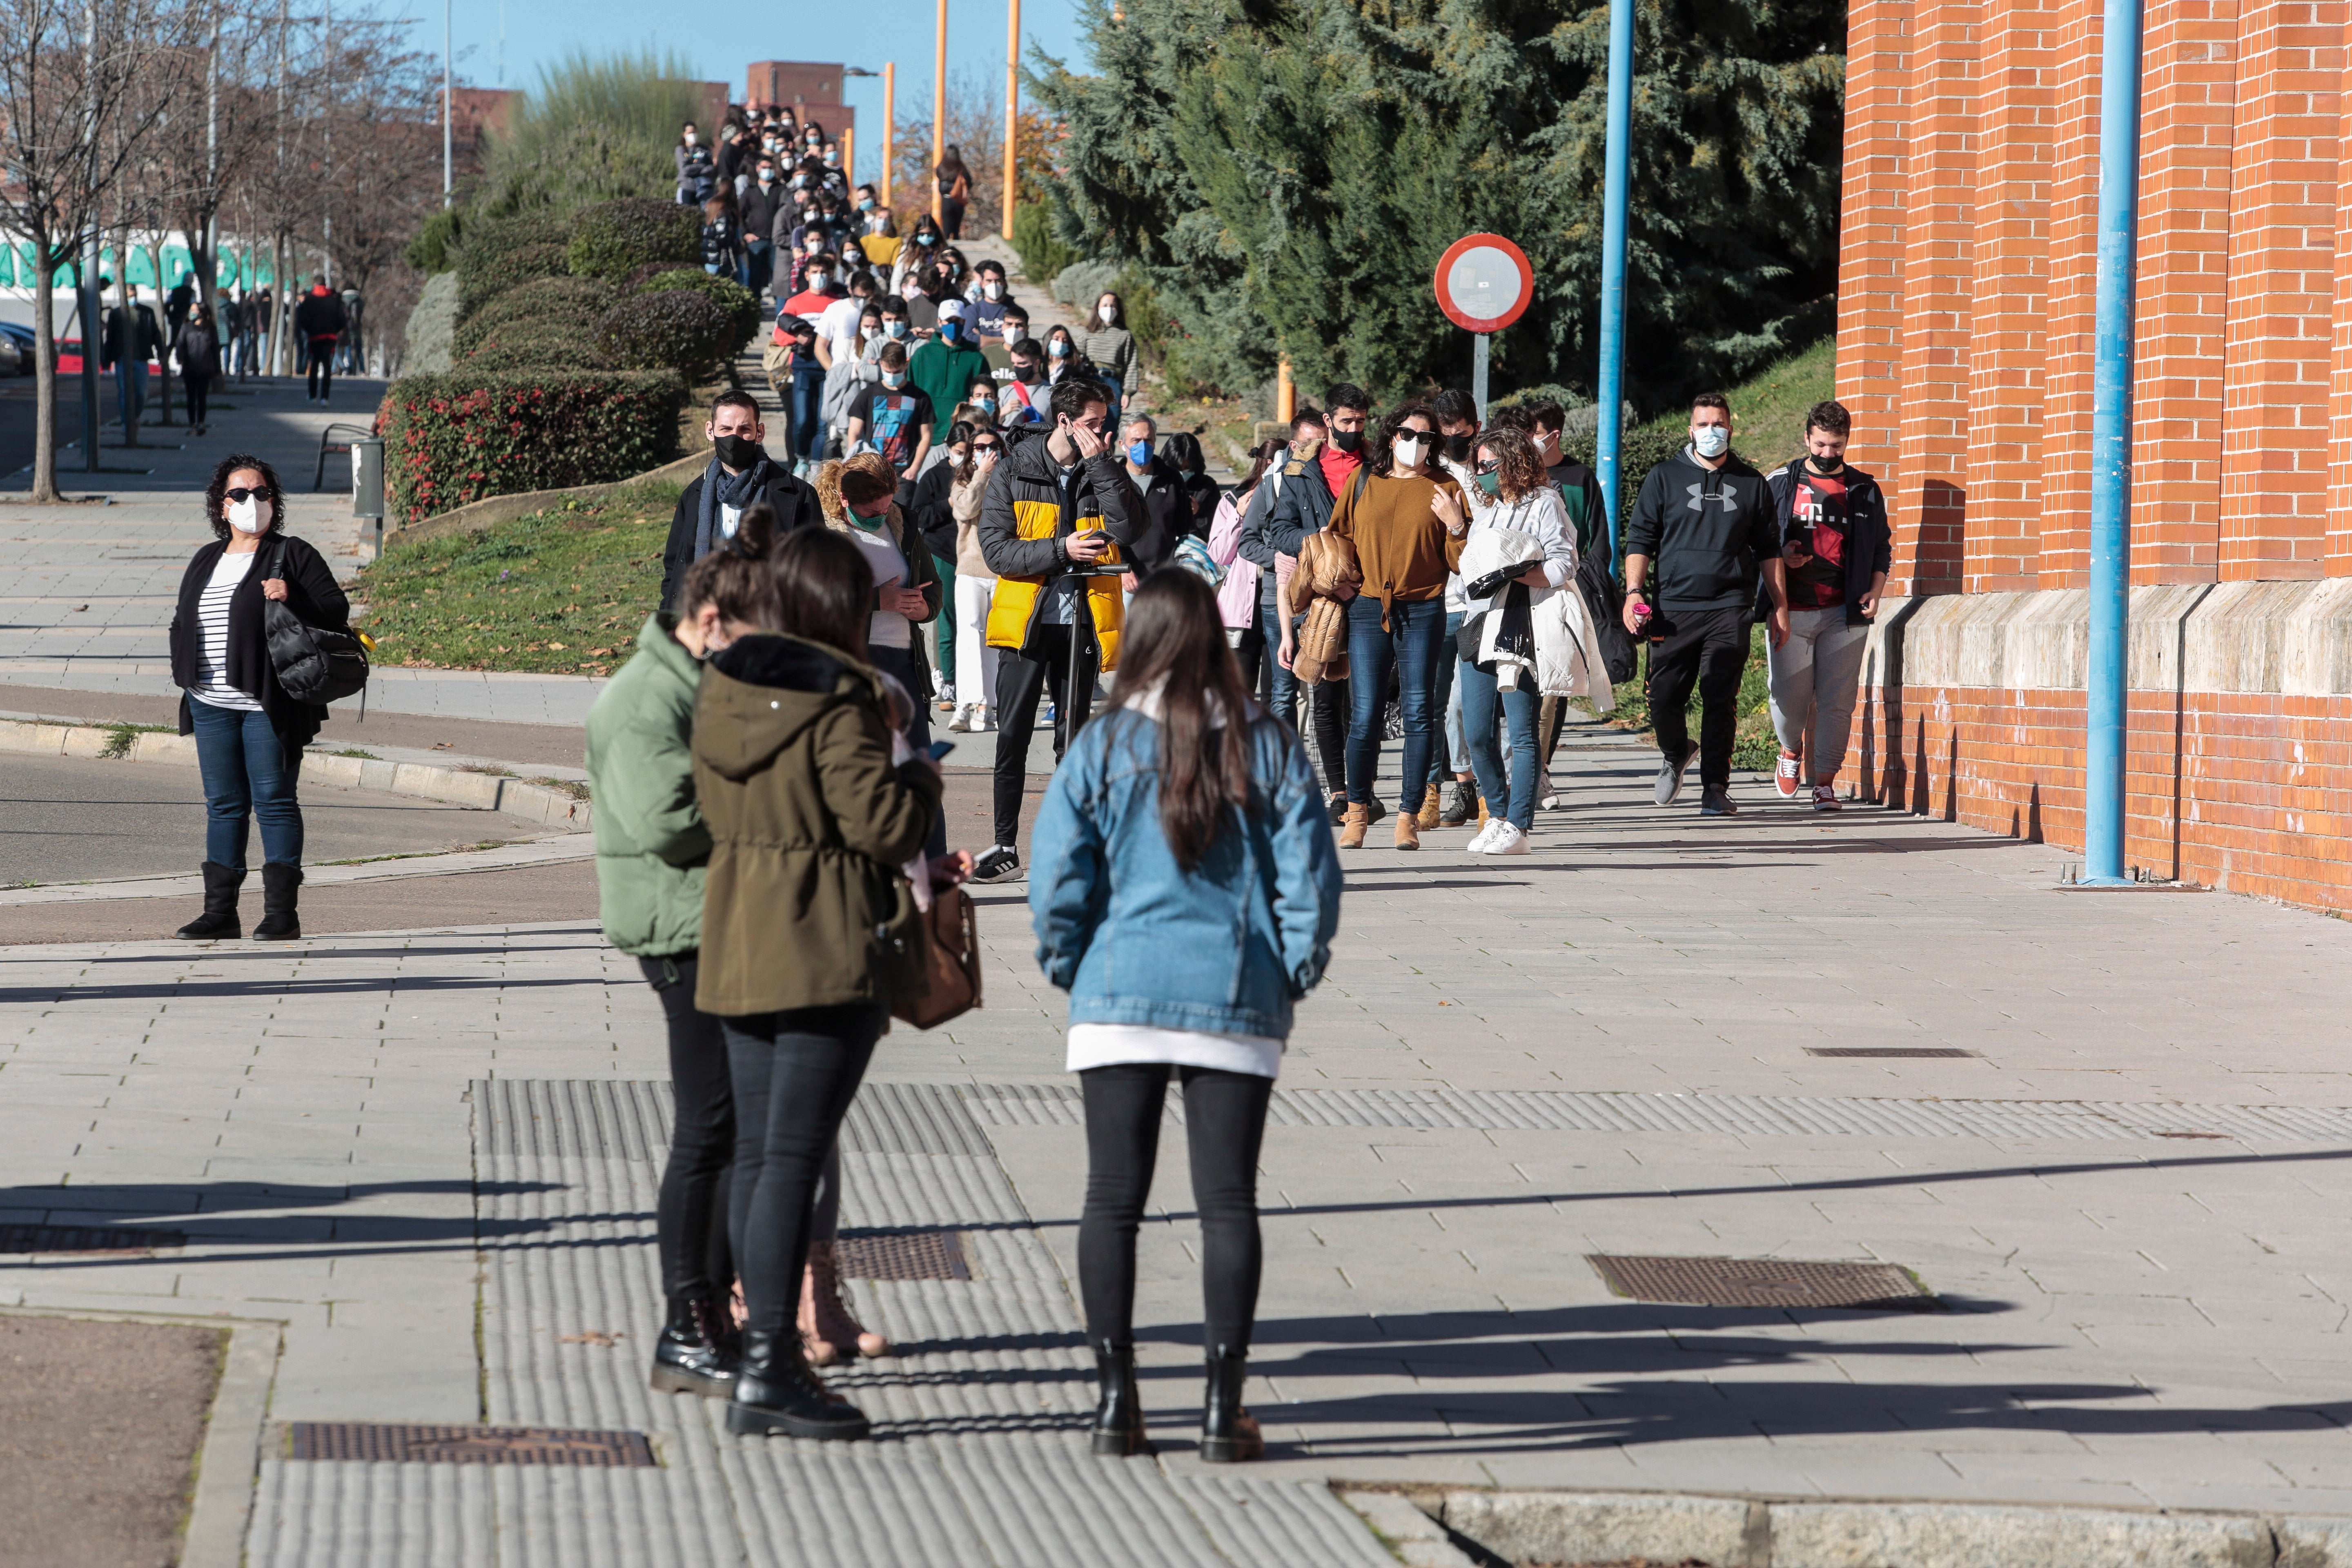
xmin=0 ymin=716 xmax=592 ymax=833
xmin=1354 ymin=1486 xmax=2352 ymax=1568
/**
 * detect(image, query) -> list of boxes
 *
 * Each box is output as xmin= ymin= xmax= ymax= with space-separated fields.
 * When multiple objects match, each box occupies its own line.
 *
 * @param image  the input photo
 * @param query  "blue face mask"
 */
xmin=884 ymin=321 xmax=907 ymax=339
xmin=1127 ymin=440 xmax=1153 ymax=466
xmin=972 ymin=397 xmax=995 ymax=414
xmin=940 ymin=320 xmax=962 ymax=342
xmin=882 ymin=371 xmax=907 ymax=390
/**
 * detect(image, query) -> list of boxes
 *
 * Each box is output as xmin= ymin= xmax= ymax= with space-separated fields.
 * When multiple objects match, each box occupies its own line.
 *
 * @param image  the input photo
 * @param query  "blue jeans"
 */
xmin=746 ymin=240 xmax=774 ymax=297
xmin=789 ymin=374 xmax=828 ymax=464
xmin=1267 ymin=603 xmax=1301 ymax=728
xmin=1457 ymin=659 xmax=1541 ymax=831
xmin=1343 ymin=594 xmax=1446 ymax=806
xmin=187 ymin=699 xmax=303 ymax=868
xmin=1436 ymin=609 xmax=1468 ymax=775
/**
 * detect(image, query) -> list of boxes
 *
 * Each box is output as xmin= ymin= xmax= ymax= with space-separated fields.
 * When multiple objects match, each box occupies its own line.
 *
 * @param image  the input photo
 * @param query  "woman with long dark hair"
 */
xmin=1325 ymin=400 xmax=1469 ymax=851
xmin=167 ymin=454 xmax=347 ymax=941
xmin=174 ymin=299 xmax=223 ymax=436
xmin=1029 ymin=569 xmax=1343 ymax=1464
xmin=693 ymin=526 xmax=945 ymax=1440
xmin=934 ymin=145 xmax=973 ymax=239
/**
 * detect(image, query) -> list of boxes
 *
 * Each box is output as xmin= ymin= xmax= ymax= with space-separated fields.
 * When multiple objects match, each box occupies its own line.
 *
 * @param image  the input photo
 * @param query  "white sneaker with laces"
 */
xmin=1538 ymin=771 xmax=1561 ymax=810
xmin=1775 ymin=749 xmax=1802 ymax=797
xmin=1465 ymin=818 xmax=1503 ymax=853
xmin=1486 ymin=821 xmax=1530 ymax=855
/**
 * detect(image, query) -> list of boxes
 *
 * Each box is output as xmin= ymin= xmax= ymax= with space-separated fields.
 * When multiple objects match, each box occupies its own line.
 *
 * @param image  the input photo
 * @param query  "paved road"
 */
xmin=4 ymin=723 xmax=2351 ymax=1564
xmin=0 ymin=751 xmax=558 ymax=885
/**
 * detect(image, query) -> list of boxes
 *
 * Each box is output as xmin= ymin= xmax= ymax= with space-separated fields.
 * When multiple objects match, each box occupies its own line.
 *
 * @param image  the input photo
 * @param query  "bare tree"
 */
xmin=0 ymin=0 xmax=215 ymax=499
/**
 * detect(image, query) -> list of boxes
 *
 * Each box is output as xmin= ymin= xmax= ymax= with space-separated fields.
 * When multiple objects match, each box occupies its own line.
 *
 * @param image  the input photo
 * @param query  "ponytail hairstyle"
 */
xmin=677 ymin=502 xmax=782 ymax=629
xmin=1113 ymin=568 xmax=1256 ymax=872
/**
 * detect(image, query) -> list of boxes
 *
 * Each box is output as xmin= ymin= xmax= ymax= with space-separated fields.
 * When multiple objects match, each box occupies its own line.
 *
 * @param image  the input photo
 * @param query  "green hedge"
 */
xmin=568 ymin=198 xmax=701 ymax=281
xmin=456 ymin=213 xmax=575 ymax=314
xmin=595 ymin=290 xmax=739 ymax=384
xmin=461 ymin=320 xmax=617 ymax=374
xmin=452 ymin=275 xmax=617 ymax=359
xmin=382 ymin=370 xmax=687 ymax=526
xmin=635 ymin=267 xmax=761 ymax=348
xmin=1011 ymin=202 xmax=1080 ymax=285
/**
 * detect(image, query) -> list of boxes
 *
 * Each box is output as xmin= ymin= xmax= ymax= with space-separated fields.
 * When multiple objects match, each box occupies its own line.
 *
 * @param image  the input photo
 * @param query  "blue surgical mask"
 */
xmin=1127 ymin=440 xmax=1153 ymax=466
xmin=884 ymin=321 xmax=907 ymax=339
xmin=1048 ymin=340 xmax=1068 ymax=358
xmin=1693 ymin=425 xmax=1730 ymax=459
xmin=972 ymin=397 xmax=995 ymax=414
xmin=858 ymin=198 xmax=874 ymax=212
xmin=882 ymin=371 xmax=907 ymax=389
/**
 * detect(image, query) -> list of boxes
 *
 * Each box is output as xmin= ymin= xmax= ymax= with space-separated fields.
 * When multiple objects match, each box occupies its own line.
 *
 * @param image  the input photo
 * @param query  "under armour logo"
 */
xmin=1685 ymin=483 xmax=1739 ymax=513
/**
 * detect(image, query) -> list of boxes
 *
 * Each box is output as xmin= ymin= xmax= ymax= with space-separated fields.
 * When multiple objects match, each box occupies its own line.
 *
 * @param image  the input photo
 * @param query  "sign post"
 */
xmin=1433 ymin=234 xmax=1532 ymax=423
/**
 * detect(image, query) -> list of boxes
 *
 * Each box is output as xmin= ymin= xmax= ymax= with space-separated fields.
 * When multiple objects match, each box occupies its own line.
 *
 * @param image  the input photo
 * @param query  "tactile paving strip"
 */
xmin=287 ymin=1421 xmax=656 ymax=1468
xmin=1588 ymin=1254 xmax=1938 ymax=1311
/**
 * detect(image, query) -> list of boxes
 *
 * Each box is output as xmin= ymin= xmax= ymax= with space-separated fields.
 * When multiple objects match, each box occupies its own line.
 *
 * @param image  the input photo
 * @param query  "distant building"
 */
xmin=447 ymin=87 xmax=521 ymax=178
xmin=745 ymin=62 xmax=856 ymax=146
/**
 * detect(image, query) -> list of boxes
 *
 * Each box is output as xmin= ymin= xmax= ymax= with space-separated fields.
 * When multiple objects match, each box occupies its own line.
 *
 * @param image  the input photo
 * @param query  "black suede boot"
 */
xmin=174 ymin=862 xmax=245 ymax=940
xmin=1199 ymin=1345 xmax=1264 ymax=1463
xmin=1089 ymin=1341 xmax=1152 ymax=1457
xmin=253 ymin=863 xmax=303 ymax=940
xmin=649 ymin=1296 xmax=740 ymax=1399
xmin=725 ymin=1327 xmax=869 ymax=1440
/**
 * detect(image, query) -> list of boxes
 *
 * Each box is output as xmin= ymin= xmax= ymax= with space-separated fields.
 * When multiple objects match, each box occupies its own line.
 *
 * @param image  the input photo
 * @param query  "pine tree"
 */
xmin=1030 ymin=0 xmax=1843 ymax=409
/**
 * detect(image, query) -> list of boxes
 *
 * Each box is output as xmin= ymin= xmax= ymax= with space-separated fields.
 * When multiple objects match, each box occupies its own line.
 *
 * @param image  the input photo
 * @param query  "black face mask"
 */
xmin=1444 ymin=433 xmax=1472 ymax=461
xmin=1015 ymin=362 xmax=1042 ymax=384
xmin=713 ymin=433 xmax=762 ymax=469
xmin=1808 ymin=453 xmax=1844 ymax=474
xmin=1330 ymin=427 xmax=1363 ymax=454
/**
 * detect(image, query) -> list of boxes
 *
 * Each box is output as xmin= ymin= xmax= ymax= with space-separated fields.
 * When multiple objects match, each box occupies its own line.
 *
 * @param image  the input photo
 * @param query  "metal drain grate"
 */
xmin=1805 ymin=1047 xmax=1980 ymax=1059
xmin=834 ymin=1229 xmax=972 ymax=1281
xmin=0 ymin=1223 xmax=185 ymax=1254
xmin=287 ymin=1421 xmax=655 ymax=1468
xmin=1589 ymin=1254 xmax=1937 ymax=1311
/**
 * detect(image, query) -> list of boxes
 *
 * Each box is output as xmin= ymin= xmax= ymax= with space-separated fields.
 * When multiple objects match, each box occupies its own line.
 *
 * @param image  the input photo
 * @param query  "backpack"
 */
xmin=1576 ymin=530 xmax=1637 ymax=686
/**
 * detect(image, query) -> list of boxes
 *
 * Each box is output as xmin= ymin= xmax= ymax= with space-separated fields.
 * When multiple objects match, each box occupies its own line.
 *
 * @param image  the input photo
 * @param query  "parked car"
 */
xmin=0 ymin=334 xmax=22 ymax=376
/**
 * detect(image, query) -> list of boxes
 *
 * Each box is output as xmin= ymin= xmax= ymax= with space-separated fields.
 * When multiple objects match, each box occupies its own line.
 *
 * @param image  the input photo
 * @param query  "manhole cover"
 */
xmin=0 ymin=1223 xmax=185 ymax=1255
xmin=1588 ymin=1255 xmax=1937 ymax=1311
xmin=835 ymin=1229 xmax=971 ymax=1281
xmin=1805 ymin=1047 xmax=1980 ymax=1059
xmin=287 ymin=1421 xmax=655 ymax=1467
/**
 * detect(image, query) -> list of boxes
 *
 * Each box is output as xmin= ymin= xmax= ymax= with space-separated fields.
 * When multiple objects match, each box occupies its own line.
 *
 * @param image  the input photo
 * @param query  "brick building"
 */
xmin=1835 ymin=0 xmax=2352 ymax=913
xmin=745 ymin=61 xmax=856 ymax=145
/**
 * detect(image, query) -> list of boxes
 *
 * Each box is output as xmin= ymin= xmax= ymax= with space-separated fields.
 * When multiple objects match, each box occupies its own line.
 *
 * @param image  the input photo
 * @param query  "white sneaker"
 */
xmin=1486 ymin=820 xmax=1531 ymax=855
xmin=1538 ymin=771 xmax=1561 ymax=810
xmin=947 ymin=708 xmax=971 ymax=733
xmin=1465 ymin=818 xmax=1502 ymax=853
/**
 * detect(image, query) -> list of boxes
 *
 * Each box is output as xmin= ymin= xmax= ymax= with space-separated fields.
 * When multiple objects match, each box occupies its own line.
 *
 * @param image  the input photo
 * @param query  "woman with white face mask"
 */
xmin=167 ymin=455 xmax=350 ymax=941
xmin=1079 ymin=292 xmax=1138 ymax=415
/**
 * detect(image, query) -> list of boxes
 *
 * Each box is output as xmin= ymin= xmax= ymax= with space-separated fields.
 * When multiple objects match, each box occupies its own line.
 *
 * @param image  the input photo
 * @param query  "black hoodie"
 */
xmin=1624 ymin=446 xmax=1778 ymax=614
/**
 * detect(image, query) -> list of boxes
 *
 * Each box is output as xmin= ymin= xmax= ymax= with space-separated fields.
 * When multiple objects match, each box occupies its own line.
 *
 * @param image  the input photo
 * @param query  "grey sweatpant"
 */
xmin=1767 ymin=606 xmax=1870 ymax=783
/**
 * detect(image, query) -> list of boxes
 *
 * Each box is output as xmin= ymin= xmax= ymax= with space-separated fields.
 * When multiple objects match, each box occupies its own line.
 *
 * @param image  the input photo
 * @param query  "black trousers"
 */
xmin=992 ymin=622 xmax=1097 ymax=849
xmin=723 ymin=1003 xmax=887 ymax=1343
xmin=305 ymin=341 xmax=333 ymax=398
xmin=640 ymin=954 xmax=735 ymax=1303
xmin=185 ymin=373 xmax=212 ymax=426
xmin=1309 ymin=678 xmax=1349 ymax=798
xmin=1232 ymin=624 xmax=1271 ymax=703
xmin=1646 ymin=605 xmax=1751 ymax=790
xmin=1079 ymin=1064 xmax=1274 ymax=1355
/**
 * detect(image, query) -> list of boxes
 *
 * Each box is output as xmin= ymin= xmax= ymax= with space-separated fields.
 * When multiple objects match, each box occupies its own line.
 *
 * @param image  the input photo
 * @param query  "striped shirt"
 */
xmin=187 ymin=548 xmax=264 ymax=711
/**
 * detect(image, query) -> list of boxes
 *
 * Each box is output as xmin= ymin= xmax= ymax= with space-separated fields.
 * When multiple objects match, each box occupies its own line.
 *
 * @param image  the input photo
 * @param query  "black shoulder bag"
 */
xmin=261 ymin=539 xmax=370 ymax=704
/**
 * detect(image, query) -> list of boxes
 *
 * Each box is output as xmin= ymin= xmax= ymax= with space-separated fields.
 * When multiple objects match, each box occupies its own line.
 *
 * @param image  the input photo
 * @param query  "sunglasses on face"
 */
xmin=1475 ymin=460 xmax=1501 ymax=476
xmin=224 ymin=486 xmax=266 ymax=503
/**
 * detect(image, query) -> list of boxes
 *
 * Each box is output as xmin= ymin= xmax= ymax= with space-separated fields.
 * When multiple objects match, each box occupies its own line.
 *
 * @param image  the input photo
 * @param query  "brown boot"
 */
xmin=1414 ymin=783 xmax=1441 ymax=830
xmin=1394 ymin=808 xmax=1421 ymax=851
xmin=800 ymin=1238 xmax=889 ymax=1365
xmin=1338 ymin=802 xmax=1370 ymax=849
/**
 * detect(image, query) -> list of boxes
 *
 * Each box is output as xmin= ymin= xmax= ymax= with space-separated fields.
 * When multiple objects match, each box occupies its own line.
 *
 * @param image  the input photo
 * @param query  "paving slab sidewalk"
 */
xmin=4 ymin=728 xmax=2352 ymax=1564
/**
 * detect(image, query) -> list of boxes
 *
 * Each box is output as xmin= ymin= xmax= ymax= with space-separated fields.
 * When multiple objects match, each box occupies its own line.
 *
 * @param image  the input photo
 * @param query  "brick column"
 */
xmin=2327 ymin=56 xmax=2352 ymax=576
xmin=1891 ymin=0 xmax=1981 ymax=597
xmin=2217 ymin=0 xmax=2345 ymax=583
xmin=1965 ymin=0 xmax=2057 ymax=594
xmin=2131 ymin=0 xmax=2240 ymax=585
xmin=1837 ymin=0 xmax=1915 ymax=488
xmin=2036 ymin=0 xmax=2108 ymax=589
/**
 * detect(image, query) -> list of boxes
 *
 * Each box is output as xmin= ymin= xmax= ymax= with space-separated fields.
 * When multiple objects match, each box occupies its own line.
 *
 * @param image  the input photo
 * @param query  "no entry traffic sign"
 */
xmin=1434 ymin=233 xmax=1533 ymax=333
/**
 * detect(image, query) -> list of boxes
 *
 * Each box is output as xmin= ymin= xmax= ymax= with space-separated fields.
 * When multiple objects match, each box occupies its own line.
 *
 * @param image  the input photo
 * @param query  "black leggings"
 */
xmin=723 ymin=1004 xmax=886 ymax=1342
xmin=1079 ymin=1064 xmax=1274 ymax=1354
xmin=640 ymin=954 xmax=735 ymax=1303
xmin=185 ymin=374 xmax=211 ymax=426
xmin=306 ymin=342 xmax=333 ymax=399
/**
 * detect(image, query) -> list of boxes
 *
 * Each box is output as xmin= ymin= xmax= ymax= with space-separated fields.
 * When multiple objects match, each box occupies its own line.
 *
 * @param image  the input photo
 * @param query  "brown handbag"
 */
xmin=893 ymin=883 xmax=982 ymax=1029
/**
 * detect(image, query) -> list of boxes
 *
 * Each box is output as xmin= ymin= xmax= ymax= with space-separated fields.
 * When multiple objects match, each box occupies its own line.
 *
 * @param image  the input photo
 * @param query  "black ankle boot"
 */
xmin=174 ymin=862 xmax=244 ymax=940
xmin=1200 ymin=1345 xmax=1264 ymax=1463
xmin=253 ymin=863 xmax=303 ymax=940
xmin=1089 ymin=1341 xmax=1152 ymax=1457
xmin=649 ymin=1296 xmax=739 ymax=1399
xmin=725 ymin=1327 xmax=870 ymax=1440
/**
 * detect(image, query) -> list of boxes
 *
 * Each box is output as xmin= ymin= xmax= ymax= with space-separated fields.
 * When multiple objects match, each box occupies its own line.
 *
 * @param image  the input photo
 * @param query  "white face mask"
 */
xmin=684 ymin=131 xmax=698 ymax=147
xmin=1098 ymin=306 xmax=1116 ymax=325
xmin=227 ymin=495 xmax=272 ymax=534
xmin=1392 ymin=435 xmax=1428 ymax=468
xmin=983 ymin=281 xmax=1004 ymax=301
xmin=1693 ymin=424 xmax=1730 ymax=459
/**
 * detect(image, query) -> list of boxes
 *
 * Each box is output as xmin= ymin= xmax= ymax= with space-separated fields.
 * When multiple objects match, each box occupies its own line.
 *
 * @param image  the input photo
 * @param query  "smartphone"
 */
xmin=926 ymin=740 xmax=957 ymax=761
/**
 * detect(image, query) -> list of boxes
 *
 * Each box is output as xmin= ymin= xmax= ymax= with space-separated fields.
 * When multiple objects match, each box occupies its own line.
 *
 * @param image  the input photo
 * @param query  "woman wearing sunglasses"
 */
xmin=167 ymin=454 xmax=349 ymax=940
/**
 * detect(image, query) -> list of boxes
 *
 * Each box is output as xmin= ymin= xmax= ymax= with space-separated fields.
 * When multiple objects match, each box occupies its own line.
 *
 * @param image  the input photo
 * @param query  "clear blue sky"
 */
xmin=413 ymin=0 xmax=1092 ymax=183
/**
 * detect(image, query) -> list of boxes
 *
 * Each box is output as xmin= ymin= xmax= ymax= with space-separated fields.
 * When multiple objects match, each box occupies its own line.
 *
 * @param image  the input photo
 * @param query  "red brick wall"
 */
xmin=1837 ymin=0 xmax=1914 ymax=490
xmin=2030 ymin=0 xmax=2106 ymax=591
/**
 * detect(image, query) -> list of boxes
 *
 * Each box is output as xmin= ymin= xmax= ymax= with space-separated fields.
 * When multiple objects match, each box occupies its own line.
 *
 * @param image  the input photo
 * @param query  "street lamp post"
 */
xmin=931 ymin=0 xmax=948 ymax=226
xmin=1594 ymin=0 xmax=1634 ymax=562
xmin=1002 ymin=0 xmax=1020 ymax=244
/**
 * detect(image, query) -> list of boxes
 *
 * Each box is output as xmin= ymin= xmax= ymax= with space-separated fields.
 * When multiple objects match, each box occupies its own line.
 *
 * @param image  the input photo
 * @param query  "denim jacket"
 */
xmin=1029 ymin=702 xmax=1343 ymax=1039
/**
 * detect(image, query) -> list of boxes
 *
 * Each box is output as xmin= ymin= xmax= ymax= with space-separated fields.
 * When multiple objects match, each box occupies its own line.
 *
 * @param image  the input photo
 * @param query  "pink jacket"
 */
xmin=1209 ymin=493 xmax=1260 ymax=630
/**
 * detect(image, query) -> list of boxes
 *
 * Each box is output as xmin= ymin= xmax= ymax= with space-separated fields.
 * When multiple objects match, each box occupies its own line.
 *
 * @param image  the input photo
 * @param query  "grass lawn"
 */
xmin=1642 ymin=336 xmax=1837 ymax=469
xmin=352 ymin=479 xmax=682 ymax=678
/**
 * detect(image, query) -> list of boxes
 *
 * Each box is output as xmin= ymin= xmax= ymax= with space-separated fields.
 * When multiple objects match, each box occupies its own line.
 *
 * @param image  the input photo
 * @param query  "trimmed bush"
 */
xmin=595 ymin=289 xmax=739 ymax=383
xmin=461 ymin=321 xmax=616 ymax=375
xmin=454 ymin=213 xmax=574 ymax=315
xmin=635 ymin=267 xmax=761 ymax=348
xmin=568 ymin=198 xmax=701 ymax=281
xmin=382 ymin=370 xmax=687 ymax=526
xmin=452 ymin=275 xmax=618 ymax=359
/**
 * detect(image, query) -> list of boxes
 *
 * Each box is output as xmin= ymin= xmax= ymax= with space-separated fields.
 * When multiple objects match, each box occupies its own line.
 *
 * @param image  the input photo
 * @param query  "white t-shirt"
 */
xmin=818 ymin=295 xmax=865 ymax=363
xmin=846 ymin=521 xmax=913 ymax=649
xmin=187 ymin=548 xmax=265 ymax=711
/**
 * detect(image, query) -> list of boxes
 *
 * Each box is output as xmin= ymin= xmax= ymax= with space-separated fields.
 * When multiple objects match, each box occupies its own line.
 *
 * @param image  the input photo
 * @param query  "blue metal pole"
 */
xmin=2082 ymin=0 xmax=2144 ymax=885
xmin=1594 ymin=0 xmax=1634 ymax=562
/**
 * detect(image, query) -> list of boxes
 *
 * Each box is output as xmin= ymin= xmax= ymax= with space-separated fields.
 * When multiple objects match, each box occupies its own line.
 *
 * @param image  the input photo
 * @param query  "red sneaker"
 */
xmin=1812 ymin=783 xmax=1842 ymax=811
xmin=1775 ymin=749 xmax=1802 ymax=797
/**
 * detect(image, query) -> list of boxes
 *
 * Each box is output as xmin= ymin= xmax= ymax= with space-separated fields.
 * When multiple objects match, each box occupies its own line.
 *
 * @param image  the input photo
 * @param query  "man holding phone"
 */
xmin=970 ymin=377 xmax=1143 ymax=883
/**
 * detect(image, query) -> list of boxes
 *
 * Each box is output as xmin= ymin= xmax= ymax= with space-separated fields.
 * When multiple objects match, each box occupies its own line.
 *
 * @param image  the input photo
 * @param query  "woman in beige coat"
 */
xmin=948 ymin=427 xmax=1003 ymax=732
